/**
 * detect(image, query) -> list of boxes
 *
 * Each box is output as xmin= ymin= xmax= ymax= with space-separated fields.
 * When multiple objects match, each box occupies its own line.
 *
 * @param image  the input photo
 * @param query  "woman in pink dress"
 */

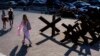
xmin=18 ymin=14 xmax=32 ymax=47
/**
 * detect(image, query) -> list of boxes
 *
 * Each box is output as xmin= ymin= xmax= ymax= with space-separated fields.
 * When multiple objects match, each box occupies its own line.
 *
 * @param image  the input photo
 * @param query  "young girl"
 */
xmin=8 ymin=7 xmax=14 ymax=28
xmin=1 ymin=10 xmax=8 ymax=29
xmin=18 ymin=14 xmax=32 ymax=47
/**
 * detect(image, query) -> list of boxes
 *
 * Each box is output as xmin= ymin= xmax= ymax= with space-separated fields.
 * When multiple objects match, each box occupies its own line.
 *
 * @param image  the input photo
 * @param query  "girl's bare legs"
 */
xmin=26 ymin=37 xmax=32 ymax=47
xmin=3 ymin=21 xmax=6 ymax=29
xmin=22 ymin=34 xmax=25 ymax=45
xmin=9 ymin=20 xmax=13 ymax=28
xmin=27 ymin=37 xmax=32 ymax=44
xmin=23 ymin=34 xmax=32 ymax=47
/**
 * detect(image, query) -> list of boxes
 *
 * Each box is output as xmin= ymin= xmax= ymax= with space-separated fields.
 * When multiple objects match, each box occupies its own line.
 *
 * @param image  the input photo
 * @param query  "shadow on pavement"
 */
xmin=36 ymin=33 xmax=100 ymax=56
xmin=36 ymin=33 xmax=59 ymax=45
xmin=10 ymin=45 xmax=31 ymax=56
xmin=9 ymin=45 xmax=18 ymax=56
xmin=16 ymin=45 xmax=29 ymax=56
xmin=78 ymin=44 xmax=91 ymax=56
xmin=0 ymin=28 xmax=12 ymax=37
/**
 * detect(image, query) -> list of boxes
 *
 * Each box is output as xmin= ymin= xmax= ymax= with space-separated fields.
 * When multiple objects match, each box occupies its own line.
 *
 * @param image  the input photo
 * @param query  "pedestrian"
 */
xmin=18 ymin=14 xmax=32 ymax=47
xmin=1 ymin=9 xmax=8 ymax=29
xmin=8 ymin=7 xmax=14 ymax=28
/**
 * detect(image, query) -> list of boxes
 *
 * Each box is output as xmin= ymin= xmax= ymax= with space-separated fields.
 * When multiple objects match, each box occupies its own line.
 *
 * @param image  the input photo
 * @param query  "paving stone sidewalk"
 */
xmin=0 ymin=10 xmax=100 ymax=56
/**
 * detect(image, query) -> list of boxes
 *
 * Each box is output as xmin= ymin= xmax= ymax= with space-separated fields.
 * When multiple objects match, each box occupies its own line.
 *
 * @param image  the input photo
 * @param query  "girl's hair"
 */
xmin=23 ymin=14 xmax=29 ymax=24
xmin=23 ymin=14 xmax=28 ymax=21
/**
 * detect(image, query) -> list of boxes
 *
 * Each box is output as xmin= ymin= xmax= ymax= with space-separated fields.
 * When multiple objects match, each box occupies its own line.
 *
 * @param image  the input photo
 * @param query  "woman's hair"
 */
xmin=23 ymin=14 xmax=29 ymax=24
